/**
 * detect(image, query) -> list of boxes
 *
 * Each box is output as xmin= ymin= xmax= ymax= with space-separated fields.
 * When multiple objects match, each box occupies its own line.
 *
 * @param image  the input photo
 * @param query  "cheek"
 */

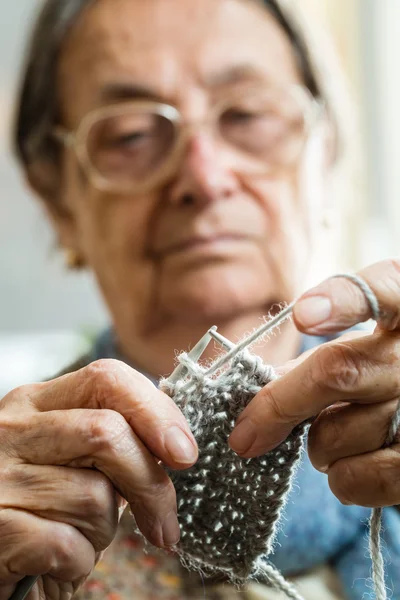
xmin=61 ymin=155 xmax=153 ymax=262
xmin=245 ymin=175 xmax=313 ymax=293
xmin=67 ymin=180 xmax=153 ymax=267
xmin=64 ymin=177 xmax=160 ymax=316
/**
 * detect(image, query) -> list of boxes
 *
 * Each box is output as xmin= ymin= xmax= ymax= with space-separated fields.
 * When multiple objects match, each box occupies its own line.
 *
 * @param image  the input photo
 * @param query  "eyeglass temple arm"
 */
xmin=52 ymin=126 xmax=74 ymax=147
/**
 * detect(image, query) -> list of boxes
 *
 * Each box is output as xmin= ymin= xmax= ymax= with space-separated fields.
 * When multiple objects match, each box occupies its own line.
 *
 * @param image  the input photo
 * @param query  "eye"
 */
xmin=112 ymin=130 xmax=152 ymax=148
xmin=223 ymin=109 xmax=261 ymax=124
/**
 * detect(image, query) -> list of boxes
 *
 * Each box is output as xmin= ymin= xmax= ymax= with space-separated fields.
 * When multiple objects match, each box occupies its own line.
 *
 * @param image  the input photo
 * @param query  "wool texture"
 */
xmin=160 ymin=349 xmax=307 ymax=596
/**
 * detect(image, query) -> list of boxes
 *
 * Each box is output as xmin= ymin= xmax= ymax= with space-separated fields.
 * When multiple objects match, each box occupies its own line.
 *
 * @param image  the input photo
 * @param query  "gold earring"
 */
xmin=65 ymin=248 xmax=85 ymax=270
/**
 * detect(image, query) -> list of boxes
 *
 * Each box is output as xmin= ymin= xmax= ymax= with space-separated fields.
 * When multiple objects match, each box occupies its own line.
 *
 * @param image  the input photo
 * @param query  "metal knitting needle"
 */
xmin=167 ymin=326 xmax=217 ymax=384
xmin=206 ymin=302 xmax=295 ymax=376
xmin=208 ymin=328 xmax=236 ymax=351
xmin=10 ymin=576 xmax=39 ymax=600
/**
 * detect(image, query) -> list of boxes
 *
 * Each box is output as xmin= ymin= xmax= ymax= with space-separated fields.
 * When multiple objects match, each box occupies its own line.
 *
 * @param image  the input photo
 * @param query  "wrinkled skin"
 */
xmin=4 ymin=0 xmax=400 ymax=598
xmin=0 ymin=361 xmax=197 ymax=598
xmin=231 ymin=259 xmax=400 ymax=508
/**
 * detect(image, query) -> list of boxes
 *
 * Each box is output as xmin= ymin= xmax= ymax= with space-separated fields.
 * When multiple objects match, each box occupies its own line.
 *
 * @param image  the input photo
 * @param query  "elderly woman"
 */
xmin=4 ymin=0 xmax=400 ymax=599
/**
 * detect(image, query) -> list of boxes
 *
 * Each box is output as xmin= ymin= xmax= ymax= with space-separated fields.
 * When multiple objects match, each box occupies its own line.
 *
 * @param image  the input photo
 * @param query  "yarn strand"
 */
xmin=369 ymin=508 xmax=387 ymax=600
xmin=369 ymin=399 xmax=400 ymax=600
xmin=254 ymin=563 xmax=305 ymax=600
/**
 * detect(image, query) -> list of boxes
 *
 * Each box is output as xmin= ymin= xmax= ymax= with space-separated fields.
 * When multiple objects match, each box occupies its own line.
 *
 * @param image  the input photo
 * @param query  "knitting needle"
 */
xmin=208 ymin=328 xmax=236 ymax=351
xmin=167 ymin=326 xmax=217 ymax=384
xmin=9 ymin=576 xmax=39 ymax=600
xmin=206 ymin=303 xmax=295 ymax=376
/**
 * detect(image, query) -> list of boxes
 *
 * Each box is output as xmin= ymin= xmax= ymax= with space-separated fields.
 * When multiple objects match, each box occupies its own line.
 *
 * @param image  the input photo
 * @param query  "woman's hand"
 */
xmin=0 ymin=359 xmax=198 ymax=599
xmin=229 ymin=259 xmax=400 ymax=508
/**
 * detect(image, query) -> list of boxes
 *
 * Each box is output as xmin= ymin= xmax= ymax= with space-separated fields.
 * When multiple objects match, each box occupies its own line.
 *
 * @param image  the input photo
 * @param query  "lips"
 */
xmin=156 ymin=233 xmax=253 ymax=257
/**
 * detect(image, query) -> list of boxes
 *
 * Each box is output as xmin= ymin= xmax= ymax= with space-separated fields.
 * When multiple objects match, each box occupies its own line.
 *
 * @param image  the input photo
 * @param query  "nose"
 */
xmin=168 ymin=132 xmax=238 ymax=207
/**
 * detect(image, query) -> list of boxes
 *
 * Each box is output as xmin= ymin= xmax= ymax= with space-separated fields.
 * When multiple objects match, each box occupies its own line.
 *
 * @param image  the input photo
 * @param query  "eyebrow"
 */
xmin=97 ymin=65 xmax=270 ymax=110
xmin=99 ymin=82 xmax=165 ymax=104
xmin=204 ymin=64 xmax=270 ymax=88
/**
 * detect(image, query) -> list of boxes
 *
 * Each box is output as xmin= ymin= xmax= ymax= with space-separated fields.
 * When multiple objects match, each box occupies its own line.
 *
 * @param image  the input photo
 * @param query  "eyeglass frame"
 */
xmin=53 ymin=84 xmax=323 ymax=195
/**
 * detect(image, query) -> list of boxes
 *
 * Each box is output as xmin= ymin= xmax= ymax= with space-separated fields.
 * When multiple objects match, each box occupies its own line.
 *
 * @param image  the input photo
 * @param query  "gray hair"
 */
xmin=14 ymin=0 xmax=345 ymax=170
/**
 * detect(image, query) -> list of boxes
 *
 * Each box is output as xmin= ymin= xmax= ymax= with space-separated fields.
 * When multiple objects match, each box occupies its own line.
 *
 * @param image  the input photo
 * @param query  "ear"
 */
xmin=26 ymin=158 xmax=82 ymax=257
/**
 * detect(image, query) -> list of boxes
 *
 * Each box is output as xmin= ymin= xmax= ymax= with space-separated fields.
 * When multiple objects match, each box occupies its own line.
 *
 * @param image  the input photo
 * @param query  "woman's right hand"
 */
xmin=0 ymin=359 xmax=198 ymax=599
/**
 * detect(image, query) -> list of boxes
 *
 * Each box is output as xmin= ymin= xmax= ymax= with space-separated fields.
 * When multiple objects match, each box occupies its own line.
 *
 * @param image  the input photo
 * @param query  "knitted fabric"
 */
xmin=160 ymin=349 xmax=307 ymax=597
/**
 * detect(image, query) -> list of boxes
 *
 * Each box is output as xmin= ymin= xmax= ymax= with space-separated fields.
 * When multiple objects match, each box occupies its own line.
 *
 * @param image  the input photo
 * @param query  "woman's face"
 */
xmin=52 ymin=0 xmax=327 ymax=335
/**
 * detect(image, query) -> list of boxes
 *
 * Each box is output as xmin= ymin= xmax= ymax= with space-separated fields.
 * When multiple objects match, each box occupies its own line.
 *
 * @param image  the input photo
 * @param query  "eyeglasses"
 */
xmin=54 ymin=85 xmax=320 ymax=195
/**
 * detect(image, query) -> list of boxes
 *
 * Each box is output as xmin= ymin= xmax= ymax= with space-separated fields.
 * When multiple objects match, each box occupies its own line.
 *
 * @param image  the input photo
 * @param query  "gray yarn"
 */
xmin=331 ymin=273 xmax=381 ymax=321
xmin=253 ymin=561 xmax=305 ymax=600
xmin=369 ymin=399 xmax=400 ymax=600
xmin=369 ymin=509 xmax=386 ymax=600
xmin=160 ymin=349 xmax=307 ymax=597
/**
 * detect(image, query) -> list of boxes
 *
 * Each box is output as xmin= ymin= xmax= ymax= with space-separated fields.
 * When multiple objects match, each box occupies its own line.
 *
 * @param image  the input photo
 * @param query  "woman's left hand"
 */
xmin=229 ymin=259 xmax=400 ymax=508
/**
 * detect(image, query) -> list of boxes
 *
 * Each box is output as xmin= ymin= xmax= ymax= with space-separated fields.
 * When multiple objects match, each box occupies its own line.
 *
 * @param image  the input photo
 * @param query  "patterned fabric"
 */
xmin=75 ymin=511 xmax=343 ymax=600
xmin=76 ymin=511 xmax=217 ymax=600
xmin=68 ymin=329 xmax=400 ymax=600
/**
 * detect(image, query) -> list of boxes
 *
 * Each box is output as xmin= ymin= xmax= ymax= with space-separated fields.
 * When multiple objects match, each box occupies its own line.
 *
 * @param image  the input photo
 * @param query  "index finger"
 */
xmin=293 ymin=259 xmax=400 ymax=335
xmin=4 ymin=359 xmax=198 ymax=469
xmin=229 ymin=332 xmax=400 ymax=457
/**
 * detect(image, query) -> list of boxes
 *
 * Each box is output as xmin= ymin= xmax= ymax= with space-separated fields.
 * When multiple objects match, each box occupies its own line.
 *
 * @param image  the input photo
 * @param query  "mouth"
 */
xmin=159 ymin=234 xmax=254 ymax=257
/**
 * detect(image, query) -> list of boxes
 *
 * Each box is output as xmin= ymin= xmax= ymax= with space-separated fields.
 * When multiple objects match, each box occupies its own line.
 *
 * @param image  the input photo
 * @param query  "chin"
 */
xmin=158 ymin=261 xmax=277 ymax=324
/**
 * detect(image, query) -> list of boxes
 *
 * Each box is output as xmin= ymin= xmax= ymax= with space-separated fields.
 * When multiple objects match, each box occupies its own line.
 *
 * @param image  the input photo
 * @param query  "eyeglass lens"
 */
xmin=85 ymin=90 xmax=308 ymax=189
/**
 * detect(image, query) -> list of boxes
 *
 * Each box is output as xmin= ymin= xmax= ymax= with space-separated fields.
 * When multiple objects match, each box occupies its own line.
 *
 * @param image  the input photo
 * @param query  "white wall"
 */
xmin=363 ymin=0 xmax=400 ymax=258
xmin=0 ymin=2 xmax=108 ymax=333
xmin=302 ymin=0 xmax=400 ymax=266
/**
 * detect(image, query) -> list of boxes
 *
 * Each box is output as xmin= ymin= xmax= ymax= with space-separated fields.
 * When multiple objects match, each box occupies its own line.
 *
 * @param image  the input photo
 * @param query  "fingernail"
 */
xmin=295 ymin=296 xmax=332 ymax=328
xmin=229 ymin=418 xmax=257 ymax=454
xmin=162 ymin=510 xmax=181 ymax=547
xmin=165 ymin=427 xmax=198 ymax=465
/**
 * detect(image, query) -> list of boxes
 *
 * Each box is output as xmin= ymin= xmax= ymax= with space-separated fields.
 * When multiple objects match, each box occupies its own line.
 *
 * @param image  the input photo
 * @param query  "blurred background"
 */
xmin=0 ymin=0 xmax=399 ymax=390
